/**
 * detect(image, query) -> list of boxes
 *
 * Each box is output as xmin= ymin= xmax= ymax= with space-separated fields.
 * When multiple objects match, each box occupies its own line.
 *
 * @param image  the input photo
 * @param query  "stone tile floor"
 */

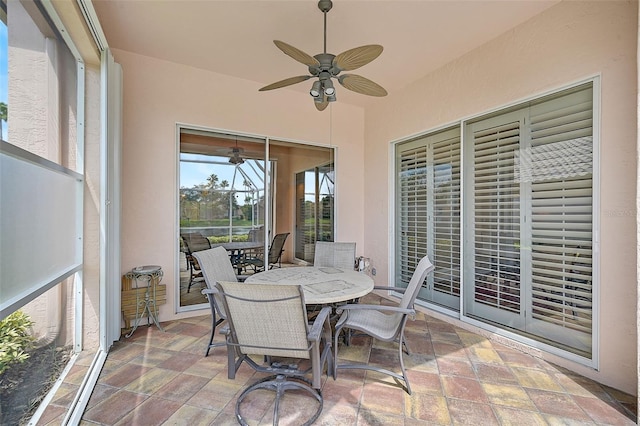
xmin=40 ymin=293 xmax=636 ymax=425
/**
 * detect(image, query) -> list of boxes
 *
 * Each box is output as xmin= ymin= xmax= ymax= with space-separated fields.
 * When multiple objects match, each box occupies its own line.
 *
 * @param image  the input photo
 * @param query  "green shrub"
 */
xmin=208 ymin=235 xmax=249 ymax=244
xmin=0 ymin=311 xmax=35 ymax=374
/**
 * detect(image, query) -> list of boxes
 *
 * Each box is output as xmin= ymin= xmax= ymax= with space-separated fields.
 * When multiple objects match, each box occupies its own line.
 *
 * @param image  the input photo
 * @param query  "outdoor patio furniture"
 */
xmin=210 ymin=241 xmax=264 ymax=276
xmin=207 ymin=281 xmax=333 ymax=425
xmin=181 ymin=232 xmax=211 ymax=293
xmin=243 ymin=232 xmax=289 ymax=272
xmin=333 ymin=255 xmax=435 ymax=394
xmin=194 ymin=247 xmax=237 ymax=356
xmin=313 ymin=241 xmax=356 ymax=270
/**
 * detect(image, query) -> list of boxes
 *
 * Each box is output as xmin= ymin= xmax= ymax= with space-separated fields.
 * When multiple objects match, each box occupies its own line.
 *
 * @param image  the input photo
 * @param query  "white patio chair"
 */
xmin=193 ymin=247 xmax=237 ymax=356
xmin=313 ymin=241 xmax=356 ymax=270
xmin=208 ymin=281 xmax=333 ymax=425
xmin=333 ymin=255 xmax=435 ymax=394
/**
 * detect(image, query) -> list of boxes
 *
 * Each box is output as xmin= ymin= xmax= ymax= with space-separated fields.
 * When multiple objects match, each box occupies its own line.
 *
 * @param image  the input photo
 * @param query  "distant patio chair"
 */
xmin=207 ymin=281 xmax=333 ymax=425
xmin=333 ymin=255 xmax=435 ymax=394
xmin=313 ymin=241 xmax=356 ymax=270
xmin=247 ymin=226 xmax=265 ymax=242
xmin=193 ymin=247 xmax=238 ymax=356
xmin=181 ymin=232 xmax=212 ymax=292
xmin=244 ymin=232 xmax=289 ymax=272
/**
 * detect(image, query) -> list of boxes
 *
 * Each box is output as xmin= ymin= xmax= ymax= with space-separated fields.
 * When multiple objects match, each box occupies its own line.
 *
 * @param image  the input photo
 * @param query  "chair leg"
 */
xmin=187 ymin=262 xmax=193 ymax=293
xmin=205 ymin=316 xmax=225 ymax=357
xmin=397 ymin=333 xmax=411 ymax=395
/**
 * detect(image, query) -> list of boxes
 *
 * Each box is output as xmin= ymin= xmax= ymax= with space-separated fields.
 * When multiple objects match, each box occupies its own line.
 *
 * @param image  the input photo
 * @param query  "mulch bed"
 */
xmin=0 ymin=343 xmax=72 ymax=425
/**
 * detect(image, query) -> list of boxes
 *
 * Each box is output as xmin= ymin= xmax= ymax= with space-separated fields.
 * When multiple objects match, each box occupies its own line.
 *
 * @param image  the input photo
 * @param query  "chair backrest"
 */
xmin=193 ymin=247 xmax=238 ymax=318
xmin=399 ymin=255 xmax=435 ymax=310
xmin=216 ymin=281 xmax=310 ymax=359
xmin=181 ymin=232 xmax=211 ymax=254
xmin=248 ymin=227 xmax=265 ymax=242
xmin=268 ymin=232 xmax=289 ymax=264
xmin=313 ymin=241 xmax=356 ymax=270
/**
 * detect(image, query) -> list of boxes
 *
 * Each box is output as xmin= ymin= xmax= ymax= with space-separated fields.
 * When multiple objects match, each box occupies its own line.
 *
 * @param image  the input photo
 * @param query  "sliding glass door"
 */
xmin=177 ymin=129 xmax=335 ymax=308
xmin=394 ymin=81 xmax=596 ymax=357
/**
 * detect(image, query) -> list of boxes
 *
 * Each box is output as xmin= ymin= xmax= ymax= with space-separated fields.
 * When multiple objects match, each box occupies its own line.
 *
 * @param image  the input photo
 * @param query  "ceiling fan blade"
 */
xmin=338 ymin=74 xmax=388 ymax=97
xmin=333 ymin=45 xmax=383 ymax=71
xmin=315 ymin=99 xmax=329 ymax=111
xmin=259 ymin=75 xmax=311 ymax=91
xmin=273 ymin=40 xmax=320 ymax=67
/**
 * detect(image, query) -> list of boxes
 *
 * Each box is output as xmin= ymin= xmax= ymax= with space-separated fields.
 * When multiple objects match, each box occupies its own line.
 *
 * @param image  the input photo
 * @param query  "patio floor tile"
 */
xmin=53 ymin=294 xmax=635 ymax=425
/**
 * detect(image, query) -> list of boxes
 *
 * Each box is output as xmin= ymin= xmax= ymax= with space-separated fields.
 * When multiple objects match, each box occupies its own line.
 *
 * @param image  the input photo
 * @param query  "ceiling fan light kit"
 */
xmin=259 ymin=0 xmax=387 ymax=111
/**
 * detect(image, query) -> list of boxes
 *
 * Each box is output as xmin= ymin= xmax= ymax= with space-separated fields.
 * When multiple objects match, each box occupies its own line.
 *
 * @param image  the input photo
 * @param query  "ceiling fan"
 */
xmin=259 ymin=0 xmax=387 ymax=111
xmin=228 ymin=138 xmax=244 ymax=165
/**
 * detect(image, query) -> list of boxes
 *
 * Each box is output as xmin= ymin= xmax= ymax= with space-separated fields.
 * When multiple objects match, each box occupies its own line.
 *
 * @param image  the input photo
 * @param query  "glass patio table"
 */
xmin=244 ymin=266 xmax=374 ymax=305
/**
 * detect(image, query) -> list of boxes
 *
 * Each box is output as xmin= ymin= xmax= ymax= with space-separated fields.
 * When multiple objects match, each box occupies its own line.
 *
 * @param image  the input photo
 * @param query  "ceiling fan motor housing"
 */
xmin=310 ymin=53 xmax=340 ymax=77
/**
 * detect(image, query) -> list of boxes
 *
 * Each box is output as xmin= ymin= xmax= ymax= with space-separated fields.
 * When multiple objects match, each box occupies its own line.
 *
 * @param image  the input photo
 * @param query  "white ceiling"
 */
xmin=92 ymin=0 xmax=559 ymax=108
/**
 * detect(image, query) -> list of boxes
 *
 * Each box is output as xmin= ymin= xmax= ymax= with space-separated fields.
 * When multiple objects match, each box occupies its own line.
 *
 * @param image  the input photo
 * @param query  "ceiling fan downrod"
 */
xmin=318 ymin=0 xmax=332 ymax=54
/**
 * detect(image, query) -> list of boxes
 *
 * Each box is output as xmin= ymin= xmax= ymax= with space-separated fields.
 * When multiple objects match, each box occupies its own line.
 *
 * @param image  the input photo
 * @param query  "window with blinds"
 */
xmin=396 ymin=128 xmax=461 ymax=310
xmin=472 ymin=120 xmax=522 ymax=314
xmin=463 ymin=82 xmax=594 ymax=356
xmin=527 ymin=87 xmax=593 ymax=344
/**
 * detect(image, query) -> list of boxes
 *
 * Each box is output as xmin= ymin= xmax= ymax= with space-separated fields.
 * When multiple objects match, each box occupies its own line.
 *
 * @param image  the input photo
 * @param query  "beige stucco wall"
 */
xmin=113 ymin=50 xmax=366 ymax=320
xmin=365 ymin=1 xmax=637 ymax=394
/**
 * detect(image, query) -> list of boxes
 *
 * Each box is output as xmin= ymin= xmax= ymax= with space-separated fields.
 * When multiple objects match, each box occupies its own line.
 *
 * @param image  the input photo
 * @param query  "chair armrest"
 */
xmin=373 ymin=286 xmax=407 ymax=294
xmin=336 ymin=303 xmax=415 ymax=316
xmin=201 ymin=288 xmax=218 ymax=295
xmin=308 ymin=306 xmax=332 ymax=342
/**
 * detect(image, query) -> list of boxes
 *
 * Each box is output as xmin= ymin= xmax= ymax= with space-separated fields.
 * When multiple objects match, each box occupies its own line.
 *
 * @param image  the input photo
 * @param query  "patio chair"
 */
xmin=313 ymin=241 xmax=356 ymax=270
xmin=181 ymin=232 xmax=211 ymax=292
xmin=194 ymin=247 xmax=238 ymax=356
xmin=247 ymin=226 xmax=265 ymax=242
xmin=333 ymin=255 xmax=434 ymax=394
xmin=244 ymin=232 xmax=289 ymax=272
xmin=208 ymin=281 xmax=333 ymax=425
xmin=309 ymin=241 xmax=358 ymax=317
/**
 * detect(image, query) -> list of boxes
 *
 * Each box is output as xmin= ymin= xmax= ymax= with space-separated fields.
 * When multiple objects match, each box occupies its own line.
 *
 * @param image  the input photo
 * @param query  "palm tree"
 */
xmin=206 ymin=173 xmax=219 ymax=189
xmin=0 ymin=102 xmax=7 ymax=141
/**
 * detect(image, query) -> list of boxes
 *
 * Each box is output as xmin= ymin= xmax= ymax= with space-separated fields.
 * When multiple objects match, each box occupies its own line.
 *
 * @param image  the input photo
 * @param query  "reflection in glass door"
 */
xmin=295 ymin=163 xmax=335 ymax=262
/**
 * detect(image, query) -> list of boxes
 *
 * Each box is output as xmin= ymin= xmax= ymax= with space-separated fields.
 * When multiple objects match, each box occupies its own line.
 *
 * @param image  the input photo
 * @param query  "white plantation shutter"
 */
xmin=397 ymin=144 xmax=429 ymax=286
xmin=472 ymin=120 xmax=522 ymax=314
xmin=431 ymin=132 xmax=461 ymax=302
xmin=527 ymin=85 xmax=593 ymax=339
xmin=463 ymin=82 xmax=594 ymax=355
xmin=396 ymin=128 xmax=461 ymax=309
xmin=394 ymin=81 xmax=595 ymax=356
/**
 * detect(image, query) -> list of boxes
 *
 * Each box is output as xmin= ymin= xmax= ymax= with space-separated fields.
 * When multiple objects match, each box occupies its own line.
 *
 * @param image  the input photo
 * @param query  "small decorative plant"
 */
xmin=0 ymin=311 xmax=35 ymax=374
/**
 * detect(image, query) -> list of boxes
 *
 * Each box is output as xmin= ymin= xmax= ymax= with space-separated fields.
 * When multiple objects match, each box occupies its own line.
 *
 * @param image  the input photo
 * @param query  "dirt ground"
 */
xmin=0 ymin=343 xmax=72 ymax=425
